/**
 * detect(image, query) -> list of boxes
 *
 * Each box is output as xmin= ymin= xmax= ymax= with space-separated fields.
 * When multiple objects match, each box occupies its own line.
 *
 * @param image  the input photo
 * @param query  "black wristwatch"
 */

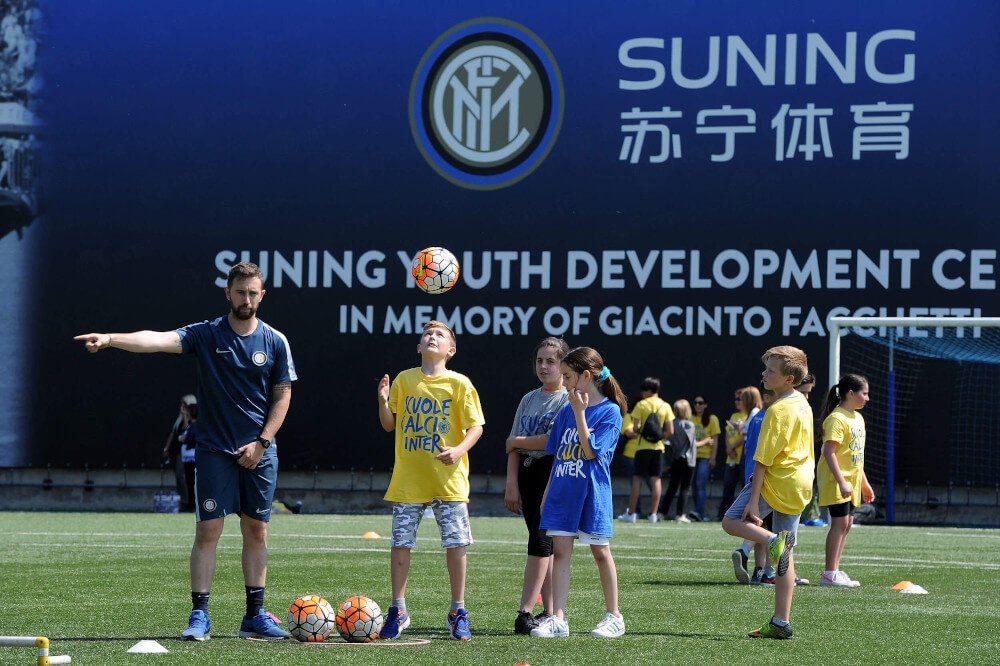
xmin=255 ymin=435 xmax=272 ymax=449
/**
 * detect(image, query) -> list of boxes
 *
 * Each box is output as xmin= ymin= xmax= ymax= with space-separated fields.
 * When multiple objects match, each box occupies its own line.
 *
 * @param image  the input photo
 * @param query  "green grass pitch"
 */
xmin=1 ymin=512 xmax=997 ymax=665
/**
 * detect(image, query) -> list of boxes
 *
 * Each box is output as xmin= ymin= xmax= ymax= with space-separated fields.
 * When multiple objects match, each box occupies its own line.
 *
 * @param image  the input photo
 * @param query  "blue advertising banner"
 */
xmin=1 ymin=2 xmax=996 ymax=479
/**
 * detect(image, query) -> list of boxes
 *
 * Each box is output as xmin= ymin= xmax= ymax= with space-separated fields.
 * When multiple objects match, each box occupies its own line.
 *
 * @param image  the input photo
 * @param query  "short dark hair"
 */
xmin=227 ymin=262 xmax=266 ymax=288
xmin=639 ymin=376 xmax=660 ymax=393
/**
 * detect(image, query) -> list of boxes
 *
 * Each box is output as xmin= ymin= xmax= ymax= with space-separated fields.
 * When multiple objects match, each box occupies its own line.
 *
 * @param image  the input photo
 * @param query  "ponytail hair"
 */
xmin=562 ymin=346 xmax=628 ymax=416
xmin=823 ymin=373 xmax=868 ymax=419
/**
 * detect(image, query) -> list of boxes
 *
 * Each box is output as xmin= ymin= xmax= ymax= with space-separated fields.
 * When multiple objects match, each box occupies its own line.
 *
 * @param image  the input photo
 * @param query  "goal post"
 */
xmin=828 ymin=316 xmax=1000 ymax=525
xmin=0 ymin=636 xmax=71 ymax=664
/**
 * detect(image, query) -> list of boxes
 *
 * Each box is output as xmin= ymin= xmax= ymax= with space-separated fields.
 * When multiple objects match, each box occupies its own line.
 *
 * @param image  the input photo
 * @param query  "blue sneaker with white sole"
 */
xmin=447 ymin=608 xmax=472 ymax=641
xmin=181 ymin=609 xmax=210 ymax=641
xmin=381 ymin=606 xmax=410 ymax=639
xmin=239 ymin=608 xmax=290 ymax=640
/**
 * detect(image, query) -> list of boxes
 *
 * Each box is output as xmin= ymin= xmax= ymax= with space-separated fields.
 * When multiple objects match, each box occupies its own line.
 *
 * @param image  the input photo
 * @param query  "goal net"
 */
xmin=829 ymin=316 xmax=1000 ymax=524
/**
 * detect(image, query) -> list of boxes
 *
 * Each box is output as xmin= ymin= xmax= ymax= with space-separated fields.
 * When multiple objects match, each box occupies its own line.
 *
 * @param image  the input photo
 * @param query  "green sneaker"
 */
xmin=768 ymin=530 xmax=795 ymax=577
xmin=749 ymin=619 xmax=793 ymax=640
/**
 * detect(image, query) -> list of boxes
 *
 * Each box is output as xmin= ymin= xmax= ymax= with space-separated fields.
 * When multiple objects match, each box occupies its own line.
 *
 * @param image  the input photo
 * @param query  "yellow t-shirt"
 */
xmin=629 ymin=396 xmax=675 ymax=453
xmin=725 ymin=411 xmax=747 ymax=465
xmin=384 ymin=368 xmax=485 ymax=503
xmin=621 ymin=412 xmax=639 ymax=459
xmin=693 ymin=414 xmax=721 ymax=460
xmin=754 ymin=391 xmax=815 ymax=515
xmin=817 ymin=407 xmax=866 ymax=507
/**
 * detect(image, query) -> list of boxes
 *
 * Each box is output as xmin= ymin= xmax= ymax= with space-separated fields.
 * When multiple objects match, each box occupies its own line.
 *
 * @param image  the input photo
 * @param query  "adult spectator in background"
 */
xmin=690 ymin=394 xmax=721 ymax=521
xmin=162 ymin=394 xmax=198 ymax=512
xmin=177 ymin=400 xmax=198 ymax=512
xmin=75 ymin=261 xmax=296 ymax=642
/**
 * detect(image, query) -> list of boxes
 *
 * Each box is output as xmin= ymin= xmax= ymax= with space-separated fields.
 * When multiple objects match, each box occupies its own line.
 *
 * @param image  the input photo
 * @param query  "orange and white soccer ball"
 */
xmin=411 ymin=246 xmax=460 ymax=294
xmin=335 ymin=595 xmax=383 ymax=643
xmin=287 ymin=594 xmax=335 ymax=642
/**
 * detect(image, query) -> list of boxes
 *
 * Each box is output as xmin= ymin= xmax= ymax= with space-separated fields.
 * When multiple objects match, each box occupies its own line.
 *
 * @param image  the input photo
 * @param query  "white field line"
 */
xmin=11 ymin=531 xmax=1000 ymax=561
xmin=922 ymin=531 xmax=1000 ymax=539
xmin=8 ymin=541 xmax=1000 ymax=571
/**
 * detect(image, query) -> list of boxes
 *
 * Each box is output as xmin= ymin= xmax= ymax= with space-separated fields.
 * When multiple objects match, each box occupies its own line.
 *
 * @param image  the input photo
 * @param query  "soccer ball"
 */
xmin=287 ymin=594 xmax=335 ymax=642
xmin=335 ymin=595 xmax=383 ymax=643
xmin=411 ymin=246 xmax=460 ymax=294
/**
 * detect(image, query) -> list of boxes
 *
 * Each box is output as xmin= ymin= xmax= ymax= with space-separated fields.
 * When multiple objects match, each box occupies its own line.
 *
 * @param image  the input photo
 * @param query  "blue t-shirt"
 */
xmin=177 ymin=316 xmax=296 ymax=455
xmin=540 ymin=399 xmax=622 ymax=538
xmin=742 ymin=407 xmax=767 ymax=485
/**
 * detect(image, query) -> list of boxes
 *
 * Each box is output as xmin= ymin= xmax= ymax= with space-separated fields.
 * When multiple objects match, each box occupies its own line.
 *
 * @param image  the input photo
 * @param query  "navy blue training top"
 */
xmin=176 ymin=316 xmax=296 ymax=455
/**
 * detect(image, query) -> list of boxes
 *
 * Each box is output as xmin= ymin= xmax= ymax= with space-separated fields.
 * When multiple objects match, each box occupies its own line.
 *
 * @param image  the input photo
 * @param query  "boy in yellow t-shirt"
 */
xmin=722 ymin=345 xmax=814 ymax=640
xmin=377 ymin=320 xmax=485 ymax=641
xmin=619 ymin=377 xmax=674 ymax=523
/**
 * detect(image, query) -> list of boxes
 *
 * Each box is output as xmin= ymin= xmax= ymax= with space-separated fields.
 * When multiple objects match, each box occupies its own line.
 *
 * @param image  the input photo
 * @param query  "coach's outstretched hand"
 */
xmin=74 ymin=333 xmax=111 ymax=353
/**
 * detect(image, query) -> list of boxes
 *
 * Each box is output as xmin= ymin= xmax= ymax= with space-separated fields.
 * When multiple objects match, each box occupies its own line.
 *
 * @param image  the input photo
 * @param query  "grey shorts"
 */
xmin=391 ymin=500 xmax=473 ymax=549
xmin=724 ymin=482 xmax=801 ymax=542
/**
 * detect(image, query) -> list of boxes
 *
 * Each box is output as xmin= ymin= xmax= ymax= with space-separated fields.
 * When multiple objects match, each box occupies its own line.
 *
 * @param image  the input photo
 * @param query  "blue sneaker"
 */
xmin=239 ymin=608 xmax=290 ymax=640
xmin=381 ymin=606 xmax=410 ymax=639
xmin=447 ymin=608 xmax=471 ymax=641
xmin=181 ymin=610 xmax=210 ymax=641
xmin=803 ymin=518 xmax=828 ymax=527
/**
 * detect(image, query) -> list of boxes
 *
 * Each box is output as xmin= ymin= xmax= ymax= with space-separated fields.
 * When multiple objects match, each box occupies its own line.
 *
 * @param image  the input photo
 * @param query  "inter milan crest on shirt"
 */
xmin=410 ymin=18 xmax=564 ymax=190
xmin=251 ymin=351 xmax=268 ymax=366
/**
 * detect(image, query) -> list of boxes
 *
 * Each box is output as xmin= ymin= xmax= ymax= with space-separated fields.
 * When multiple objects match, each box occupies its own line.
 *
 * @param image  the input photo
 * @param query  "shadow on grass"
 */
xmin=641 ymin=580 xmax=744 ymax=587
xmin=56 ymin=636 xmax=183 ymax=642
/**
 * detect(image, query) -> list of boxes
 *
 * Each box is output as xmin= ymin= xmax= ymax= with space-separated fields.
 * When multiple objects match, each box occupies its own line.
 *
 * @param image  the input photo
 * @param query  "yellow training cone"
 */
xmin=891 ymin=581 xmax=913 ymax=590
xmin=362 ymin=531 xmax=382 ymax=539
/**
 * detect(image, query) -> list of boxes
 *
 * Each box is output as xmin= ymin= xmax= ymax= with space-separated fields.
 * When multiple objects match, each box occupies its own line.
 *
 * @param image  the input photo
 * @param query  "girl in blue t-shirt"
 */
xmin=531 ymin=347 xmax=628 ymax=640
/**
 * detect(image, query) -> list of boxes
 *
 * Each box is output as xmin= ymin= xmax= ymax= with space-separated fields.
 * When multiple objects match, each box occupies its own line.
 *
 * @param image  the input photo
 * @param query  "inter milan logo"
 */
xmin=410 ymin=18 xmax=564 ymax=190
xmin=202 ymin=498 xmax=217 ymax=512
xmin=251 ymin=351 xmax=267 ymax=366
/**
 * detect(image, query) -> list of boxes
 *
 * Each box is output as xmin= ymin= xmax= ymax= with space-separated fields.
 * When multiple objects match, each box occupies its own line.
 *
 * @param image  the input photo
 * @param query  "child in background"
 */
xmin=530 ymin=347 xmax=628 ymax=639
xmin=818 ymin=374 xmax=875 ymax=588
xmin=731 ymin=386 xmax=774 ymax=584
xmin=719 ymin=387 xmax=761 ymax=519
xmin=504 ymin=337 xmax=570 ymax=634
xmin=377 ymin=320 xmax=485 ymax=641
xmin=620 ymin=377 xmax=674 ymax=523
xmin=721 ymin=346 xmax=814 ymax=640
xmin=658 ymin=399 xmax=697 ymax=521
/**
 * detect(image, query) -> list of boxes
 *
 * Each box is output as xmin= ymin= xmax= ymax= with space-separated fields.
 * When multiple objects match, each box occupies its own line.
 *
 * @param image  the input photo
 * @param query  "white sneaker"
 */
xmin=530 ymin=614 xmax=569 ymax=638
xmin=647 ymin=513 xmax=660 ymax=523
xmin=820 ymin=570 xmax=855 ymax=587
xmin=839 ymin=571 xmax=862 ymax=587
xmin=591 ymin=612 xmax=625 ymax=638
xmin=618 ymin=511 xmax=637 ymax=523
xmin=676 ymin=514 xmax=691 ymax=524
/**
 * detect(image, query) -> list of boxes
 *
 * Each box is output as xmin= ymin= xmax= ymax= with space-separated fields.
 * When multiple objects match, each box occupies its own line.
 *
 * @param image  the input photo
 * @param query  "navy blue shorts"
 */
xmin=194 ymin=449 xmax=278 ymax=522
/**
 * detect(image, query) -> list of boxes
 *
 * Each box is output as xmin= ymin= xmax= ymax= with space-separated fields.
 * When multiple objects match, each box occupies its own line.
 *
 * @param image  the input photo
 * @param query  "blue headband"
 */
xmin=598 ymin=366 xmax=611 ymax=382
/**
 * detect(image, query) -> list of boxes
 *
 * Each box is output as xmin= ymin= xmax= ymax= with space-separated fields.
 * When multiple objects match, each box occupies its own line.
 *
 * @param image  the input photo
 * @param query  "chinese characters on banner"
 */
xmin=620 ymin=101 xmax=913 ymax=163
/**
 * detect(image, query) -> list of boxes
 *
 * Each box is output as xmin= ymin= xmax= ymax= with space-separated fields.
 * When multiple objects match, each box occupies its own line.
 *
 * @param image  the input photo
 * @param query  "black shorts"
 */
xmin=827 ymin=500 xmax=853 ymax=518
xmin=518 ymin=454 xmax=554 ymax=557
xmin=633 ymin=448 xmax=663 ymax=478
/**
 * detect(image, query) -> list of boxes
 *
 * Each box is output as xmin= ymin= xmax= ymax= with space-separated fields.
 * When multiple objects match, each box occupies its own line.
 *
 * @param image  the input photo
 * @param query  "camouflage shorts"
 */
xmin=391 ymin=500 xmax=473 ymax=549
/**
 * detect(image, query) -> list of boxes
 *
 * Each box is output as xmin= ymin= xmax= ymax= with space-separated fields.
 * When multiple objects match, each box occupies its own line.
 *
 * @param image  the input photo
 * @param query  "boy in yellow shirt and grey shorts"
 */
xmin=722 ymin=345 xmax=815 ymax=639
